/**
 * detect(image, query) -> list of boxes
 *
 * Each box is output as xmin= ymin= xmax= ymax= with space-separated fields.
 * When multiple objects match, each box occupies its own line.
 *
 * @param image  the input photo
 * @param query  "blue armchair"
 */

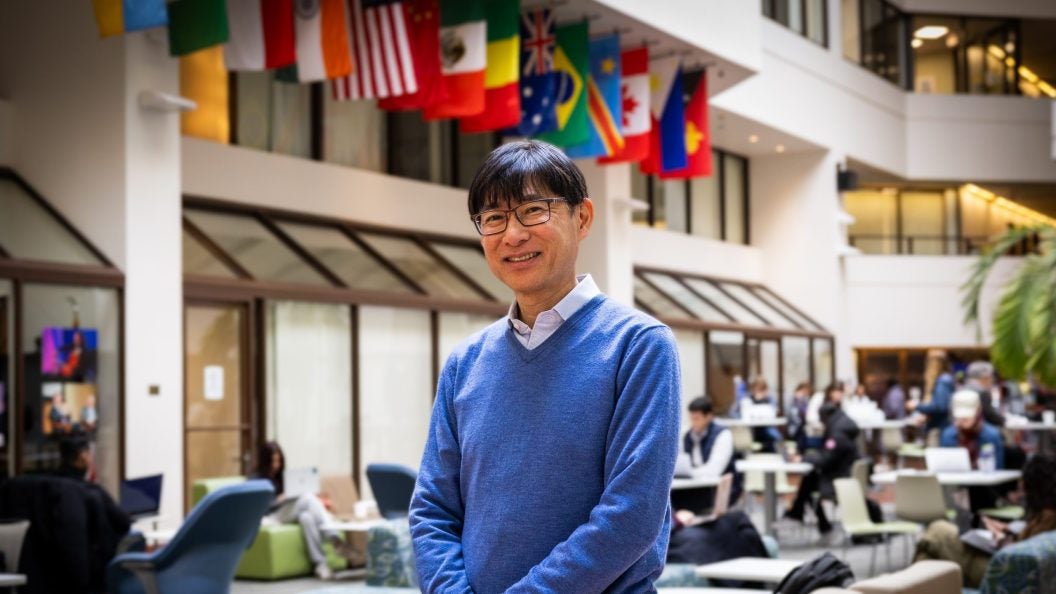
xmin=107 ymin=480 xmax=274 ymax=594
xmin=366 ymin=464 xmax=417 ymax=520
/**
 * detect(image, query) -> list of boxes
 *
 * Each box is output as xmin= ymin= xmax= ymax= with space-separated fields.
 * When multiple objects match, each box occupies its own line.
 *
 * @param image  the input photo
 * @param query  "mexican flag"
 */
xmin=423 ymin=0 xmax=487 ymax=120
xmin=537 ymin=21 xmax=589 ymax=147
xmin=460 ymin=0 xmax=520 ymax=133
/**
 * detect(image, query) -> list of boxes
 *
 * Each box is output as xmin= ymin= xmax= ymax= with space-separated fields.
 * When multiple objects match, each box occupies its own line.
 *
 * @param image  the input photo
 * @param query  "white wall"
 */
xmin=845 ymin=256 xmax=1019 ymax=347
xmin=577 ymin=160 xmax=634 ymax=303
xmin=630 ymin=226 xmax=764 ymax=283
xmin=906 ymin=95 xmax=1056 ymax=182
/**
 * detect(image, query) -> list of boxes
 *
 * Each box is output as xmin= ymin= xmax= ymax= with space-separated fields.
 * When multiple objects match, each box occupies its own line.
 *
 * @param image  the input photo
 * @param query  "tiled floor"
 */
xmin=231 ymin=489 xmax=918 ymax=594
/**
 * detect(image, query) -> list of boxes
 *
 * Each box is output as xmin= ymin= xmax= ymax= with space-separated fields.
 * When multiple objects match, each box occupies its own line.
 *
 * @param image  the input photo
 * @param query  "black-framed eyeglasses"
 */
xmin=471 ymin=198 xmax=567 ymax=236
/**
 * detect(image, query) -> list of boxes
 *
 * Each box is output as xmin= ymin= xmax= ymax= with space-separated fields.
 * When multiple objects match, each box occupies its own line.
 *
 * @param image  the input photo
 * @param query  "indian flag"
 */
xmin=295 ymin=0 xmax=354 ymax=82
xmin=460 ymin=0 xmax=520 ymax=133
xmin=423 ymin=0 xmax=486 ymax=120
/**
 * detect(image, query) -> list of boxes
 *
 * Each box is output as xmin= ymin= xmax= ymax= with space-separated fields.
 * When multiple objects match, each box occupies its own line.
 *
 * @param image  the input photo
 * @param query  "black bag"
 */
xmin=773 ymin=552 xmax=854 ymax=594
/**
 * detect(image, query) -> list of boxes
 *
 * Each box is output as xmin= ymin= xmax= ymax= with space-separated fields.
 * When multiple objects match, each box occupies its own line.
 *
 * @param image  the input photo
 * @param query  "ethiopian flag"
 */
xmin=460 ymin=0 xmax=520 ymax=132
xmin=423 ymin=0 xmax=487 ymax=120
xmin=538 ymin=21 xmax=589 ymax=147
xmin=566 ymin=34 xmax=623 ymax=158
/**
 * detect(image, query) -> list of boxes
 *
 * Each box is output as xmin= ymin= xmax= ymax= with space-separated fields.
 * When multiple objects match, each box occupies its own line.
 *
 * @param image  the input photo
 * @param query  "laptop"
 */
xmin=925 ymin=447 xmax=972 ymax=473
xmin=284 ymin=466 xmax=320 ymax=498
xmin=120 ymin=474 xmax=163 ymax=520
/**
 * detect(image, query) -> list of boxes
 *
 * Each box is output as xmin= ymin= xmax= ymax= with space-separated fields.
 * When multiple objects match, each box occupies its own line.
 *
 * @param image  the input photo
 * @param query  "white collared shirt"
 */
xmin=508 ymin=274 xmax=601 ymax=350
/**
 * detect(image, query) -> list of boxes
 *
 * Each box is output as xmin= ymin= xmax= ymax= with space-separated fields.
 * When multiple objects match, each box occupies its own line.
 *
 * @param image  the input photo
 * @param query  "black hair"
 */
xmin=1023 ymin=452 xmax=1056 ymax=519
xmin=688 ymin=396 xmax=714 ymax=415
xmin=256 ymin=441 xmax=286 ymax=495
xmin=824 ymin=381 xmax=845 ymax=403
xmin=467 ymin=140 xmax=588 ymax=216
xmin=58 ymin=435 xmax=89 ymax=466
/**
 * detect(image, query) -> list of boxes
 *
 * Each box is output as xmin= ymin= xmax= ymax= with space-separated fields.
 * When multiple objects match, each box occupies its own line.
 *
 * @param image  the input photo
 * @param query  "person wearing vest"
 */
xmin=671 ymin=396 xmax=742 ymax=514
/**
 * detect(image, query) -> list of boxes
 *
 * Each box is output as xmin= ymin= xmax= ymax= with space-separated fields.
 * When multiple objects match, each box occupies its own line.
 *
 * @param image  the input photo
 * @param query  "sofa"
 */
xmin=192 ymin=476 xmax=355 ymax=580
xmin=812 ymin=560 xmax=962 ymax=594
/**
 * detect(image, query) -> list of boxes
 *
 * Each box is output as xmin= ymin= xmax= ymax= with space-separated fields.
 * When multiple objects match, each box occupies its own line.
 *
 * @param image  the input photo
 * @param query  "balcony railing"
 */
xmin=849 ymin=234 xmax=1041 ymax=255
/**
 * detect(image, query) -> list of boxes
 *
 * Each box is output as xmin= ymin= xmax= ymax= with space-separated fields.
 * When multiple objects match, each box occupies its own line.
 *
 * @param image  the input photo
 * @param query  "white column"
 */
xmin=575 ymin=159 xmax=634 ymax=305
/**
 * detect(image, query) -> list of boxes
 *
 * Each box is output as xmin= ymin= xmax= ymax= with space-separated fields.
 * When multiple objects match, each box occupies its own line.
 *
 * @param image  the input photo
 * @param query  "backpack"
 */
xmin=772 ymin=552 xmax=855 ymax=594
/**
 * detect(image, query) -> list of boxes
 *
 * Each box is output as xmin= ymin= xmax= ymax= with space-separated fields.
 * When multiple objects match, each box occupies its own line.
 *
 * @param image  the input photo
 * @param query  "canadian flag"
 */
xmin=598 ymin=47 xmax=650 ymax=164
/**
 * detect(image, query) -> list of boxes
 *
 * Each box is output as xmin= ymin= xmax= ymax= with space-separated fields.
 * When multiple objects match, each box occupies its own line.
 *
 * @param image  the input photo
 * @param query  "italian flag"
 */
xmin=223 ymin=0 xmax=296 ymax=70
xmin=295 ymin=0 xmax=354 ymax=82
xmin=459 ymin=0 xmax=520 ymax=133
xmin=423 ymin=0 xmax=486 ymax=120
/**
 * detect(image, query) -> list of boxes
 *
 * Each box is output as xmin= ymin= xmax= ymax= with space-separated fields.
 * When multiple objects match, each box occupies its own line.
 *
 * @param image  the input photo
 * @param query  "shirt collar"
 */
xmin=508 ymin=274 xmax=599 ymax=334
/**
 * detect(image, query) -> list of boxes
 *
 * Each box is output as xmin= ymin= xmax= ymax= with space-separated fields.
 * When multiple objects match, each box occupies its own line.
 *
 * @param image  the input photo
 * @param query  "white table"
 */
xmin=0 ymin=573 xmax=25 ymax=586
xmin=695 ymin=557 xmax=803 ymax=584
xmin=321 ymin=518 xmax=388 ymax=532
xmin=1007 ymin=421 xmax=1056 ymax=451
xmin=672 ymin=475 xmax=722 ymax=490
xmin=871 ymin=469 xmax=1021 ymax=486
xmin=735 ymin=459 xmax=813 ymax=537
xmin=143 ymin=528 xmax=177 ymax=547
xmin=717 ymin=417 xmax=787 ymax=428
xmin=659 ymin=589 xmax=767 ymax=594
xmin=853 ymin=418 xmax=908 ymax=430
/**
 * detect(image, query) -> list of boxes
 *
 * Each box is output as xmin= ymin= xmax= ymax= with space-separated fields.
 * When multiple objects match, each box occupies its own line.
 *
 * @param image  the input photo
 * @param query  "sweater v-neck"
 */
xmin=503 ymin=294 xmax=607 ymax=363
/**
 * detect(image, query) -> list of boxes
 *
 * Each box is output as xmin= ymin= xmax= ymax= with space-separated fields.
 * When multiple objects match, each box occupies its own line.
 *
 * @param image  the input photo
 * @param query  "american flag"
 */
xmin=521 ymin=9 xmax=555 ymax=77
xmin=332 ymin=0 xmax=418 ymax=100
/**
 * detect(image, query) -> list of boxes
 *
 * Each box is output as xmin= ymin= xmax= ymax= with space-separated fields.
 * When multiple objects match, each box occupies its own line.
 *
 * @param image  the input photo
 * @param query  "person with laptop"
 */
xmin=672 ymin=396 xmax=741 ymax=515
xmin=940 ymin=389 xmax=1005 ymax=470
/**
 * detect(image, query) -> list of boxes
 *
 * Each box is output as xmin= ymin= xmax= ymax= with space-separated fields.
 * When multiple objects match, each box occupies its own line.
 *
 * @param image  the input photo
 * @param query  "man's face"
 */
xmin=830 ymin=389 xmax=844 ymax=404
xmin=955 ymin=414 xmax=978 ymax=431
xmin=480 ymin=192 xmax=594 ymax=299
xmin=689 ymin=411 xmax=711 ymax=433
xmin=978 ymin=375 xmax=993 ymax=389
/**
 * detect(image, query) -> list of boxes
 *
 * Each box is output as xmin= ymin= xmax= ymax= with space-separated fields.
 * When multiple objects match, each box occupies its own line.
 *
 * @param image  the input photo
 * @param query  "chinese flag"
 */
xmin=660 ymin=71 xmax=712 ymax=179
xmin=377 ymin=0 xmax=447 ymax=111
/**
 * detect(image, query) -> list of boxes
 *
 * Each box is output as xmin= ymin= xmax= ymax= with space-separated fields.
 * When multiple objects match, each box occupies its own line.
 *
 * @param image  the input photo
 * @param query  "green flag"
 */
xmin=167 ymin=0 xmax=229 ymax=57
xmin=538 ymin=22 xmax=589 ymax=147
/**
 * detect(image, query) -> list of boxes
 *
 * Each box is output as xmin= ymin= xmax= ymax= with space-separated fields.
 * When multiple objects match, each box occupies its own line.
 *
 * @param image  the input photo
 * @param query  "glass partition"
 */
xmin=277 ymin=222 xmax=413 ymax=293
xmin=642 ymin=273 xmax=730 ymax=323
xmin=437 ymin=312 xmax=499 ymax=369
xmin=323 ymin=96 xmax=386 ymax=171
xmin=356 ymin=233 xmax=482 ymax=300
xmin=429 ymin=243 xmax=513 ymax=303
xmin=673 ymin=328 xmax=705 ymax=434
xmin=781 ymin=336 xmax=811 ymax=416
xmin=634 ymin=276 xmax=692 ymax=320
xmin=0 ymin=179 xmax=102 ymax=266
xmin=683 ymin=278 xmax=760 ymax=326
xmin=707 ymin=331 xmax=744 ymax=414
xmin=182 ymin=228 xmax=239 ymax=278
xmin=813 ymin=338 xmax=834 ymax=388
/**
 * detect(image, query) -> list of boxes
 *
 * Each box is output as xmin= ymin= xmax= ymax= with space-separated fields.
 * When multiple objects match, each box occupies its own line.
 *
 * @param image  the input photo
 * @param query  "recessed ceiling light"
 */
xmin=945 ymin=33 xmax=959 ymax=48
xmin=914 ymin=25 xmax=948 ymax=40
xmin=911 ymin=38 xmax=924 ymax=49
xmin=776 ymin=145 xmax=786 ymax=153
xmin=749 ymin=134 xmax=759 ymax=143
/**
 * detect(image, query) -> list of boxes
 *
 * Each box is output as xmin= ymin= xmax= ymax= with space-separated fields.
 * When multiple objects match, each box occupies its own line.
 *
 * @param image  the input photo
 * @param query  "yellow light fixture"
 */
xmin=962 ymin=184 xmax=1056 ymax=228
xmin=749 ymin=134 xmax=759 ymax=143
xmin=986 ymin=45 xmax=1056 ymax=99
xmin=914 ymin=25 xmax=948 ymax=39
xmin=775 ymin=144 xmax=786 ymax=153
xmin=911 ymin=38 xmax=924 ymax=49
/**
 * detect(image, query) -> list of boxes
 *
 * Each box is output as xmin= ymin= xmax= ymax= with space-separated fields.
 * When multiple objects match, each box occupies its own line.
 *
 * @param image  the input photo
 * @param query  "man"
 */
xmin=672 ymin=396 xmax=741 ymax=514
xmin=55 ymin=434 xmax=92 ymax=480
xmin=883 ymin=378 xmax=906 ymax=420
xmin=965 ymin=361 xmax=1006 ymax=428
xmin=940 ymin=389 xmax=1005 ymax=513
xmin=784 ymin=389 xmax=861 ymax=535
xmin=410 ymin=140 xmax=682 ymax=593
xmin=908 ymin=349 xmax=955 ymax=434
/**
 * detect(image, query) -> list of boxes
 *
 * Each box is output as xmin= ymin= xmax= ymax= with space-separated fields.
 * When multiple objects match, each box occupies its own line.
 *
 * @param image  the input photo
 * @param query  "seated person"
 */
xmin=783 ymin=394 xmax=861 ymax=535
xmin=745 ymin=378 xmax=781 ymax=453
xmin=671 ymin=396 xmax=741 ymax=514
xmin=941 ymin=389 xmax=1005 ymax=513
xmin=805 ymin=380 xmax=845 ymax=450
xmin=54 ymin=434 xmax=93 ymax=481
xmin=254 ymin=441 xmax=350 ymax=579
xmin=914 ymin=452 xmax=1056 ymax=588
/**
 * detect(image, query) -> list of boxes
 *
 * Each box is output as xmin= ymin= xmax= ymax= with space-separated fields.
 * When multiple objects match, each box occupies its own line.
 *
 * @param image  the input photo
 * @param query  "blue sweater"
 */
xmin=410 ymin=295 xmax=682 ymax=593
xmin=939 ymin=422 xmax=1005 ymax=469
xmin=917 ymin=373 xmax=954 ymax=433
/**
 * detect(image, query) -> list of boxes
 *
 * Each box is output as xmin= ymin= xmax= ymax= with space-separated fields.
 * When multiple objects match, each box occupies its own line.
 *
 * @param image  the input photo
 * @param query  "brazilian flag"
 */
xmin=538 ymin=21 xmax=589 ymax=147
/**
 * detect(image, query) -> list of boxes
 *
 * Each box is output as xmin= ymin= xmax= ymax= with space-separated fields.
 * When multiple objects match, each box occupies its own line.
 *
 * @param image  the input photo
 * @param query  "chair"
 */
xmin=852 ymin=459 xmax=872 ymax=494
xmin=812 ymin=559 xmax=962 ymax=594
xmin=0 ymin=519 xmax=29 ymax=576
xmin=978 ymin=505 xmax=1024 ymax=522
xmin=893 ymin=474 xmax=951 ymax=524
xmin=730 ymin=425 xmax=755 ymax=453
xmin=107 ymin=480 xmax=274 ymax=594
xmin=833 ymin=478 xmax=920 ymax=577
xmin=366 ymin=464 xmax=418 ymax=520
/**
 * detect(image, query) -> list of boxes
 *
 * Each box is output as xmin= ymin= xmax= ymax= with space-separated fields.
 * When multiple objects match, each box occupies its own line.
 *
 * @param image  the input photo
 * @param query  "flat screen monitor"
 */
xmin=120 ymin=474 xmax=163 ymax=519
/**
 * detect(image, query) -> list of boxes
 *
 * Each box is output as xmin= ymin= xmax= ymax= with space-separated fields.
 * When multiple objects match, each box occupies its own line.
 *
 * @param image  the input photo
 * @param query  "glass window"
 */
xmin=754 ymin=287 xmax=822 ymax=331
xmin=673 ymin=328 xmax=705 ymax=433
xmin=707 ymin=331 xmax=744 ymax=414
xmin=323 ymin=96 xmax=386 ymax=171
xmin=682 ymin=278 xmax=760 ymax=326
xmin=860 ymin=0 xmax=907 ymax=87
xmin=901 ymin=191 xmax=945 ymax=254
xmin=689 ymin=165 xmax=721 ymax=240
xmin=457 ymin=132 xmax=499 ymax=189
xmin=276 ymin=222 xmax=413 ymax=293
xmin=357 ymin=306 xmax=432 ymax=497
xmin=846 ymin=189 xmax=899 ymax=254
xmin=813 ymin=338 xmax=834 ymax=387
xmin=631 ymin=168 xmax=650 ymax=227
xmin=805 ymin=0 xmax=826 ymax=45
xmin=781 ymin=336 xmax=811 ymax=416
xmin=182 ymin=228 xmax=238 ymax=278
xmin=429 ymin=242 xmax=513 ymax=303
xmin=356 ymin=232 xmax=482 ymax=299
xmin=642 ymin=272 xmax=731 ymax=323
xmin=722 ymin=154 xmax=747 ymax=244
xmin=658 ymin=180 xmax=688 ymax=233
xmin=21 ymin=284 xmax=121 ymax=494
xmin=842 ymin=0 xmax=861 ymax=62
xmin=387 ymin=112 xmax=451 ymax=185
xmin=634 ymin=276 xmax=692 ymax=320
xmin=234 ymin=72 xmax=312 ymax=158
xmin=747 ymin=338 xmax=781 ymax=408
xmin=184 ymin=209 xmax=329 ymax=285
xmin=438 ymin=311 xmax=498 ymax=367
xmin=266 ymin=301 xmax=352 ymax=477
xmin=234 ymin=71 xmax=271 ymax=151
xmin=718 ymin=282 xmax=789 ymax=327
xmin=0 ymin=179 xmax=102 ymax=266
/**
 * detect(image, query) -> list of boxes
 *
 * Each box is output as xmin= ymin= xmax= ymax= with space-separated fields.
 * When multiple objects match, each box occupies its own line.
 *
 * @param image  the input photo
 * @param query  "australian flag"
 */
xmin=509 ymin=9 xmax=558 ymax=136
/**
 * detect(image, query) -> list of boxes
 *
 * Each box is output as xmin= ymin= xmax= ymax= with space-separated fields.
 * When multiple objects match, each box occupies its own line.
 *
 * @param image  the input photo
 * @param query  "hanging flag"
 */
xmin=598 ymin=47 xmax=650 ymax=164
xmin=508 ymin=8 xmax=557 ymax=136
xmin=460 ymin=0 xmax=521 ymax=133
xmin=660 ymin=70 xmax=712 ymax=179
xmin=167 ymin=0 xmax=230 ymax=56
xmin=537 ymin=21 xmax=589 ymax=147
xmin=422 ymin=0 xmax=487 ymax=119
xmin=566 ymin=34 xmax=623 ymax=159
xmin=333 ymin=0 xmax=419 ymax=101
xmin=92 ymin=0 xmax=168 ymax=38
xmin=295 ymin=0 xmax=354 ymax=82
xmin=224 ymin=0 xmax=296 ymax=70
xmin=377 ymin=0 xmax=446 ymax=110
xmin=640 ymin=56 xmax=687 ymax=174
